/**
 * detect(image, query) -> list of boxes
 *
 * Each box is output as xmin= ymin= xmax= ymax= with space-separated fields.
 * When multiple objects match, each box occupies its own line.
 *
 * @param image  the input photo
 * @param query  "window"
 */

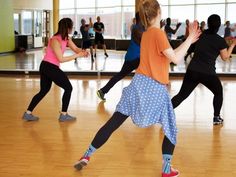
xmin=22 ymin=11 xmax=33 ymax=35
xmin=60 ymin=9 xmax=75 ymax=22
xmin=123 ymin=6 xmax=135 ymax=38
xmin=170 ymin=5 xmax=194 ymax=22
xmin=14 ymin=13 xmax=20 ymax=34
xmin=160 ymin=6 xmax=168 ymax=20
xmin=158 ymin=0 xmax=168 ymax=5
xmin=60 ymin=0 xmax=75 ymax=9
xmin=196 ymin=0 xmax=225 ymax=4
xmin=123 ymin=0 xmax=135 ymax=6
xmin=170 ymin=0 xmax=194 ymax=5
xmin=227 ymin=4 xmax=236 ymax=22
xmin=97 ymin=0 xmax=121 ymax=7
xmin=196 ymin=4 xmax=225 ymax=23
xmin=76 ymin=0 xmax=95 ymax=8
xmin=96 ymin=7 xmax=122 ymax=38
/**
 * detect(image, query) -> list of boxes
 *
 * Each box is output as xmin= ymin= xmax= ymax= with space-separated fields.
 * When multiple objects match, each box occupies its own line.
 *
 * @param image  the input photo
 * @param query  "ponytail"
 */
xmin=139 ymin=0 xmax=160 ymax=29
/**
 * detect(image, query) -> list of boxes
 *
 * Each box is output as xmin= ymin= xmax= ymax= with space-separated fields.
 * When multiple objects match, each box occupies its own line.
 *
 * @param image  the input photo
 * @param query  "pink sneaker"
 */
xmin=162 ymin=167 xmax=179 ymax=177
xmin=74 ymin=156 xmax=90 ymax=170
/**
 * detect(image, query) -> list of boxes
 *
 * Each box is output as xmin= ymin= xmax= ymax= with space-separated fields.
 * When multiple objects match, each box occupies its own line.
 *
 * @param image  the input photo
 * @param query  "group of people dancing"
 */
xmin=22 ymin=0 xmax=236 ymax=176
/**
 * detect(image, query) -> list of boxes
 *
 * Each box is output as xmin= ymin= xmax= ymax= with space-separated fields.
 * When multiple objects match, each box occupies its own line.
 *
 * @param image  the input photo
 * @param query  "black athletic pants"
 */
xmin=91 ymin=112 xmax=175 ymax=155
xmin=172 ymin=69 xmax=223 ymax=116
xmin=27 ymin=61 xmax=73 ymax=112
xmin=101 ymin=59 xmax=140 ymax=94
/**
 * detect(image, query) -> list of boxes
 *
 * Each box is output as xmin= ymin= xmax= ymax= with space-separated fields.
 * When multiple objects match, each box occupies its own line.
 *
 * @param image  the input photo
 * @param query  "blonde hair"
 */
xmin=139 ymin=0 xmax=160 ymax=29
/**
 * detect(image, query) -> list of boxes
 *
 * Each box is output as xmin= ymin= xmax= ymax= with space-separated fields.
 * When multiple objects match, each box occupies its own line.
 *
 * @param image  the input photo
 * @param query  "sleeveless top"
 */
xmin=43 ymin=35 xmax=68 ymax=67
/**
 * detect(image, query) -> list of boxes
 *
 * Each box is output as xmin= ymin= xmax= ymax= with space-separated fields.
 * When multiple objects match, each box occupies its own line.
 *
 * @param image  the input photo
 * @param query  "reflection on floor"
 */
xmin=0 ymin=48 xmax=236 ymax=76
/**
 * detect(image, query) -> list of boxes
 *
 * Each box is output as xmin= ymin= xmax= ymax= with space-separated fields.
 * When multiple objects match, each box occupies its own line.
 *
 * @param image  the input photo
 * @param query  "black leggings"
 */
xmin=91 ymin=112 xmax=175 ymax=155
xmin=101 ymin=59 xmax=140 ymax=94
xmin=172 ymin=69 xmax=223 ymax=116
xmin=27 ymin=61 xmax=73 ymax=112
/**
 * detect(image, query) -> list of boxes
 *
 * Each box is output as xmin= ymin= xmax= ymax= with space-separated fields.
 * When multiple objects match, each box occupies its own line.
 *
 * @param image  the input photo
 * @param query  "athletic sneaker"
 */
xmin=162 ymin=167 xmax=179 ymax=177
xmin=59 ymin=113 xmax=76 ymax=122
xmin=213 ymin=116 xmax=224 ymax=125
xmin=97 ymin=90 xmax=106 ymax=101
xmin=104 ymin=53 xmax=108 ymax=57
xmin=22 ymin=112 xmax=39 ymax=121
xmin=74 ymin=156 xmax=90 ymax=170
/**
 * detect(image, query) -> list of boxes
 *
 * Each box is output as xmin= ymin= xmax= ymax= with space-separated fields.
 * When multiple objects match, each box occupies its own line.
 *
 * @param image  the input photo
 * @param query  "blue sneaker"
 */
xmin=22 ymin=112 xmax=39 ymax=121
xmin=59 ymin=113 xmax=76 ymax=122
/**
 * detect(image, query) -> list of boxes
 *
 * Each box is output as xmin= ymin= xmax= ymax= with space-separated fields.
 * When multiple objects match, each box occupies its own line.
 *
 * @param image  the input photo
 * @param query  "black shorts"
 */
xmin=95 ymin=35 xmax=104 ymax=45
xmin=82 ymin=40 xmax=92 ymax=49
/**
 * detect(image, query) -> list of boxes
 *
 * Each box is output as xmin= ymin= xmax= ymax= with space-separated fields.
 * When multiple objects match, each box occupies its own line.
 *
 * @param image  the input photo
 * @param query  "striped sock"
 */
xmin=83 ymin=144 xmax=97 ymax=158
xmin=162 ymin=154 xmax=172 ymax=173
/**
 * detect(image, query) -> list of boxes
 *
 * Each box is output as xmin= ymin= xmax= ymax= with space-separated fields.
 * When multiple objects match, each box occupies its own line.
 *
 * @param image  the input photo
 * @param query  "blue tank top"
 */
xmin=125 ymin=24 xmax=145 ymax=61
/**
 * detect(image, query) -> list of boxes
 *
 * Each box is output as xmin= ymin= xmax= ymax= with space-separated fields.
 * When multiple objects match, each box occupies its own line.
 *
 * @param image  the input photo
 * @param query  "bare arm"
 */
xmin=163 ymin=21 xmax=201 ymax=64
xmin=67 ymin=38 xmax=82 ymax=53
xmin=220 ymin=39 xmax=236 ymax=60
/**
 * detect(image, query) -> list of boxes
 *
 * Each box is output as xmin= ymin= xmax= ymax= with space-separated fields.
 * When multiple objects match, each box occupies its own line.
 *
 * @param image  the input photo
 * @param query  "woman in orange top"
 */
xmin=74 ymin=1 xmax=200 ymax=176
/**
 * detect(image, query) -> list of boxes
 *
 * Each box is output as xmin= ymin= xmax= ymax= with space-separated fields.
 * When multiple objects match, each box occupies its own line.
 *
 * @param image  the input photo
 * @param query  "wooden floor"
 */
xmin=0 ymin=75 xmax=236 ymax=177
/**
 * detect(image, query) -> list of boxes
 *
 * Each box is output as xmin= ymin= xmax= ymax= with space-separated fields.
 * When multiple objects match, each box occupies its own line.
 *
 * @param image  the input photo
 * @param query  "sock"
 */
xmin=162 ymin=154 xmax=172 ymax=173
xmin=83 ymin=144 xmax=96 ymax=158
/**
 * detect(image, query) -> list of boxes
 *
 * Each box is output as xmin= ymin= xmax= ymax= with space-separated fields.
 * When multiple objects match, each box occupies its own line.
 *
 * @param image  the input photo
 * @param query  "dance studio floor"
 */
xmin=0 ymin=49 xmax=236 ymax=177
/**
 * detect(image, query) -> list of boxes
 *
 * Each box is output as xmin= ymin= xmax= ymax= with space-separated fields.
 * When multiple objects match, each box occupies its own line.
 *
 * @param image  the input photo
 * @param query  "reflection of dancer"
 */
xmin=74 ymin=1 xmax=200 ymax=176
xmin=22 ymin=18 xmax=88 ymax=122
xmin=97 ymin=12 xmax=144 ymax=101
xmin=172 ymin=14 xmax=236 ymax=125
xmin=80 ymin=19 xmax=94 ymax=62
xmin=93 ymin=16 xmax=108 ymax=58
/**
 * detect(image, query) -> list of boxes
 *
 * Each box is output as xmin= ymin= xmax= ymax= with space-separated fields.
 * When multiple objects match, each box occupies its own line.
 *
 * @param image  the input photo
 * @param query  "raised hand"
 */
xmin=188 ymin=20 xmax=202 ymax=44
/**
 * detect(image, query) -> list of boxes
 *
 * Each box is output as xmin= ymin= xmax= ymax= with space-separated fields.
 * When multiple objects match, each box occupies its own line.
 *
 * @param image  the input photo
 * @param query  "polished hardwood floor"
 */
xmin=0 ymin=74 xmax=236 ymax=177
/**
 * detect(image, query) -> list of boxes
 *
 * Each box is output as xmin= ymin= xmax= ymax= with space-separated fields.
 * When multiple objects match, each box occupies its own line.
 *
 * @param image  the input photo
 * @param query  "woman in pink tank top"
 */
xmin=23 ymin=18 xmax=88 ymax=122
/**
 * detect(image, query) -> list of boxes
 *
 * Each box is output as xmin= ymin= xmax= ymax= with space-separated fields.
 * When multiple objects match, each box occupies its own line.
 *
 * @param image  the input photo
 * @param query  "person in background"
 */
xmin=172 ymin=14 xmax=236 ymax=125
xmin=164 ymin=17 xmax=182 ymax=40
xmin=80 ymin=18 xmax=94 ymax=62
xmin=184 ymin=19 xmax=190 ymax=39
xmin=200 ymin=21 xmax=206 ymax=32
xmin=88 ymin=17 xmax=95 ymax=38
xmin=93 ymin=16 xmax=108 ymax=58
xmin=22 ymin=18 xmax=88 ymax=122
xmin=224 ymin=21 xmax=235 ymax=39
xmin=130 ymin=17 xmax=136 ymax=33
xmin=96 ymin=12 xmax=144 ymax=101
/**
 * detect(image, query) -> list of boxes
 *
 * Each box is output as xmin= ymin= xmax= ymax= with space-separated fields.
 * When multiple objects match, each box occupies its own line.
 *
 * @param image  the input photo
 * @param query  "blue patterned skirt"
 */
xmin=116 ymin=74 xmax=177 ymax=145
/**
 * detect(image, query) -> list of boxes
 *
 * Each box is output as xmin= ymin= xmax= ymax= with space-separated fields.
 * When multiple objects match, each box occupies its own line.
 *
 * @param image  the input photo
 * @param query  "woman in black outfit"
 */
xmin=172 ymin=14 xmax=236 ymax=125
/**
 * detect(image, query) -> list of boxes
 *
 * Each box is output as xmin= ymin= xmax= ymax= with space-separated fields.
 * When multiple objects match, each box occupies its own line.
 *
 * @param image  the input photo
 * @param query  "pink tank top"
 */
xmin=43 ymin=35 xmax=68 ymax=67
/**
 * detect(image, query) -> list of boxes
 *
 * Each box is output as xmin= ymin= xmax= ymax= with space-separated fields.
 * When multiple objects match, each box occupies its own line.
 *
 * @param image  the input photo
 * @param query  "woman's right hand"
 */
xmin=188 ymin=20 xmax=202 ymax=44
xmin=75 ymin=50 xmax=89 ymax=58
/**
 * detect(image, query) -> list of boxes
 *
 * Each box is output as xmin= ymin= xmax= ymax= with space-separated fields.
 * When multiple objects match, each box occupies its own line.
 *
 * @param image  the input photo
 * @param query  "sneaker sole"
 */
xmin=74 ymin=161 xmax=87 ymax=170
xmin=22 ymin=117 xmax=39 ymax=121
xmin=59 ymin=118 xmax=76 ymax=122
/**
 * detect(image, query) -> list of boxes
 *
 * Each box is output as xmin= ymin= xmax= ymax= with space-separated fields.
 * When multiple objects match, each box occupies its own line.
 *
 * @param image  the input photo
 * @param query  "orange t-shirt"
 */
xmin=136 ymin=27 xmax=171 ymax=84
